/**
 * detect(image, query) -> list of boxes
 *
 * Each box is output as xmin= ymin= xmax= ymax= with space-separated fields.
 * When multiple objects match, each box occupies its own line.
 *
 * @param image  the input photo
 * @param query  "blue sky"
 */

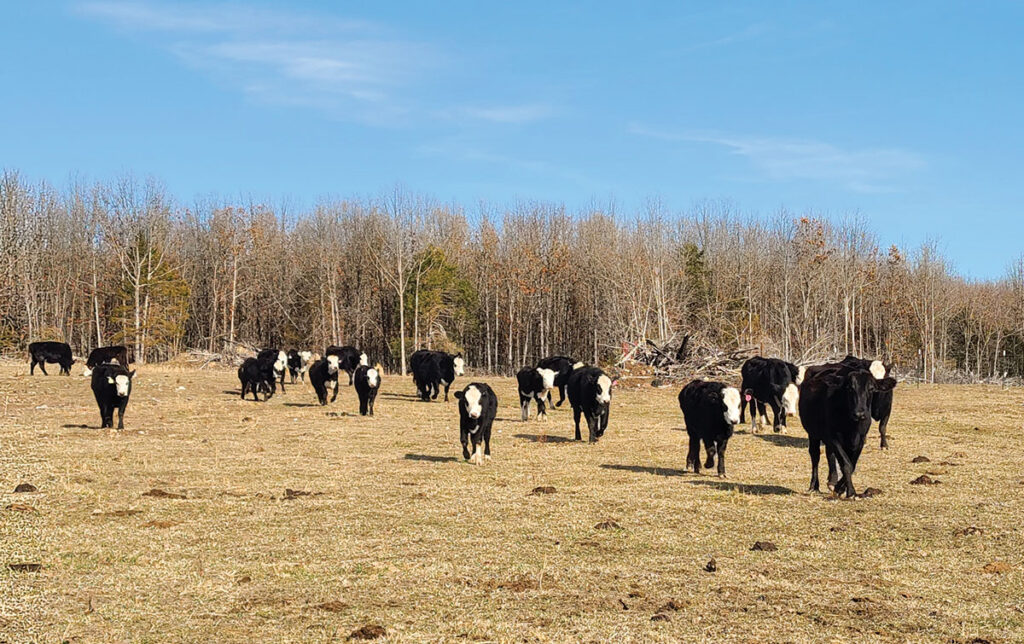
xmin=2 ymin=2 xmax=1021 ymax=278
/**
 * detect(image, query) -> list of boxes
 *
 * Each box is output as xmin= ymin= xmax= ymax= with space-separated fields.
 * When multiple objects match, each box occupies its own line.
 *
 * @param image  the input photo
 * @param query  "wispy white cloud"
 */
xmin=629 ymin=123 xmax=925 ymax=193
xmin=445 ymin=104 xmax=556 ymax=124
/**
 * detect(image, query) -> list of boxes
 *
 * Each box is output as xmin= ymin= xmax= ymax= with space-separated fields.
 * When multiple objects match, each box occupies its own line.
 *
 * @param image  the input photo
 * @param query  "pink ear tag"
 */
xmin=744 ymin=393 xmax=752 ymax=402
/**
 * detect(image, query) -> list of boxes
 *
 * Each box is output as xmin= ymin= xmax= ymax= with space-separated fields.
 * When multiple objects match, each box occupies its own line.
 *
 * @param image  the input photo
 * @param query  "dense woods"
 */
xmin=2 ymin=169 xmax=1022 ymax=382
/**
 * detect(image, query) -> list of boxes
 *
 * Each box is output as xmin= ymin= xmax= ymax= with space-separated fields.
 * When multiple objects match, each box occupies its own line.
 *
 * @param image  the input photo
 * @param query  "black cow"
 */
xmin=28 ymin=341 xmax=74 ymax=375
xmin=90 ymin=363 xmax=135 ymax=429
xmin=678 ymin=380 xmax=742 ymax=477
xmin=309 ymin=355 xmax=341 ymax=406
xmin=354 ymin=364 xmax=381 ymax=416
xmin=257 ymin=349 xmax=288 ymax=392
xmin=326 ymin=345 xmax=367 ymax=385
xmin=287 ymin=350 xmax=314 ymax=383
xmin=537 ymin=356 xmax=582 ymax=408
xmin=799 ymin=363 xmax=897 ymax=497
xmin=516 ymin=366 xmax=556 ymax=421
xmin=838 ymin=354 xmax=895 ymax=449
xmin=738 ymin=356 xmax=805 ymax=433
xmin=566 ymin=366 xmax=612 ymax=442
xmin=238 ymin=357 xmax=275 ymax=401
xmin=454 ymin=383 xmax=498 ymax=464
xmin=410 ymin=349 xmax=465 ymax=402
xmin=83 ymin=345 xmax=131 ymax=376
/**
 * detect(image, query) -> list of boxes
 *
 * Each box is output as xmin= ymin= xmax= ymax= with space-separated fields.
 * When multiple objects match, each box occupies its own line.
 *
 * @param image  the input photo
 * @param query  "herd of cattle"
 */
xmin=26 ymin=340 xmax=897 ymax=497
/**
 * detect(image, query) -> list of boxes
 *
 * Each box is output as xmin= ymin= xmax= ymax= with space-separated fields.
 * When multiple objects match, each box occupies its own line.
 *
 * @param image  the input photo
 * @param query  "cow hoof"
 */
xmin=484 ymin=455 xmax=491 ymax=461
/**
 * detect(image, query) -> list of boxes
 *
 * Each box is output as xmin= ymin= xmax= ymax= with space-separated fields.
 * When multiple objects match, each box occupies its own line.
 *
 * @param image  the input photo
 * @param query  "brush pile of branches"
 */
xmin=617 ymin=335 xmax=760 ymax=382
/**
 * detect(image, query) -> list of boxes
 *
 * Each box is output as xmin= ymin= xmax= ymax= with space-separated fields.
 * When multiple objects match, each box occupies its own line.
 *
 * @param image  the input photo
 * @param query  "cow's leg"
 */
xmin=587 ymin=413 xmax=599 ymax=443
xmin=749 ymin=399 xmax=759 ymax=433
xmin=240 ymin=382 xmax=247 ymax=400
xmin=556 ymin=385 xmax=567 ymax=407
xmin=330 ymin=381 xmax=338 ymax=403
xmin=599 ymin=407 xmax=609 ymax=437
xmin=536 ymin=395 xmax=546 ymax=421
xmin=769 ymin=399 xmax=783 ymax=433
xmin=808 ymin=437 xmax=821 ymax=492
xmin=369 ymin=392 xmax=376 ymax=416
xmin=703 ymin=437 xmax=717 ymax=469
xmin=348 ymin=369 xmax=355 ymax=386
xmin=757 ymin=401 xmax=768 ymax=431
xmin=116 ymin=400 xmax=127 ymax=430
xmin=279 ymin=373 xmax=285 ymax=393
xmin=716 ymin=437 xmax=729 ymax=478
xmin=739 ymin=392 xmax=746 ymax=424
xmin=484 ymin=430 xmax=491 ymax=461
xmin=573 ymin=408 xmax=582 ymax=441
xmin=520 ymin=395 xmax=529 ymax=421
xmin=830 ymin=441 xmax=857 ymax=498
xmin=443 ymin=383 xmax=451 ymax=402
xmin=29 ymin=357 xmax=36 ymax=375
xmin=825 ymin=445 xmax=839 ymax=491
xmin=39 ymin=361 xmax=48 ymax=376
xmin=686 ymin=435 xmax=701 ymax=474
xmin=359 ymin=393 xmax=368 ymax=416
xmin=461 ymin=428 xmax=471 ymax=461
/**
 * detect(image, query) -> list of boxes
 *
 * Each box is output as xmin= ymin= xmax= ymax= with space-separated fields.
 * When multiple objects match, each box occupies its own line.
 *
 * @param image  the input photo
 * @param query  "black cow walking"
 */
xmin=799 ymin=363 xmax=897 ymax=497
xmin=410 ymin=349 xmax=465 ymax=402
xmin=309 ymin=355 xmax=341 ymax=406
xmin=83 ymin=345 xmax=131 ymax=376
xmin=516 ymin=366 xmax=556 ymax=421
xmin=354 ymin=364 xmax=381 ymax=416
xmin=838 ymin=354 xmax=895 ymax=449
xmin=238 ymin=357 xmax=275 ymax=401
xmin=257 ymin=349 xmax=288 ymax=392
xmin=90 ymin=363 xmax=135 ymax=429
xmin=325 ymin=345 xmax=367 ymax=385
xmin=28 ymin=341 xmax=75 ymax=375
xmin=738 ymin=356 xmax=804 ymax=433
xmin=454 ymin=383 xmax=498 ymax=464
xmin=537 ymin=356 xmax=581 ymax=408
xmin=566 ymin=366 xmax=612 ymax=442
xmin=678 ymin=380 xmax=742 ymax=477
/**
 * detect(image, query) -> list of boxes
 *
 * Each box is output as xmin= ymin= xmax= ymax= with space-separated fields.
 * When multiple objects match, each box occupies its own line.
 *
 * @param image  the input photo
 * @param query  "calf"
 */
xmin=354 ymin=364 xmax=381 ymax=416
xmin=537 ymin=355 xmax=582 ymax=408
xmin=838 ymin=354 xmax=895 ymax=449
xmin=82 ymin=345 xmax=131 ymax=376
xmin=410 ymin=349 xmax=465 ymax=402
xmin=309 ymin=355 xmax=341 ymax=406
xmin=287 ymin=349 xmax=314 ymax=383
xmin=326 ymin=345 xmax=368 ymax=385
xmin=799 ymin=363 xmax=897 ymax=497
xmin=28 ymin=341 xmax=75 ymax=375
xmin=678 ymin=380 xmax=742 ymax=477
xmin=238 ymin=357 xmax=275 ymax=401
xmin=90 ymin=363 xmax=135 ymax=429
xmin=516 ymin=366 xmax=556 ymax=421
xmin=454 ymin=383 xmax=498 ymax=464
xmin=738 ymin=356 xmax=805 ymax=433
xmin=566 ymin=366 xmax=612 ymax=442
xmin=257 ymin=349 xmax=288 ymax=392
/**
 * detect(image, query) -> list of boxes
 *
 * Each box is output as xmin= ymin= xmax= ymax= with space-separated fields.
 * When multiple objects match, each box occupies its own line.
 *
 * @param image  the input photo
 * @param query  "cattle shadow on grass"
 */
xmin=751 ymin=433 xmax=808 ymax=448
xmin=283 ymin=402 xmax=317 ymax=408
xmin=514 ymin=433 xmax=575 ymax=444
xmin=403 ymin=453 xmax=460 ymax=463
xmin=61 ymin=423 xmax=92 ymax=429
xmin=687 ymin=479 xmax=794 ymax=496
xmin=381 ymin=392 xmax=425 ymax=401
xmin=600 ymin=463 xmax=685 ymax=477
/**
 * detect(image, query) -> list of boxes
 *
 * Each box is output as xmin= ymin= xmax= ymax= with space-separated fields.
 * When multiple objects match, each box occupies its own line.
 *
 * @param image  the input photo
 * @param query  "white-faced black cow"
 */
xmin=799 ymin=362 xmax=897 ymax=497
xmin=838 ymin=354 xmax=895 ymax=449
xmin=566 ymin=366 xmax=612 ymax=442
xmin=537 ymin=356 xmax=583 ymax=408
xmin=678 ymin=380 xmax=742 ymax=477
xmin=454 ymin=382 xmax=498 ymax=465
xmin=28 ymin=341 xmax=75 ymax=375
xmin=516 ymin=366 xmax=556 ymax=421
xmin=410 ymin=349 xmax=465 ymax=402
xmin=238 ymin=357 xmax=275 ymax=401
xmin=257 ymin=349 xmax=288 ymax=392
xmin=309 ymin=355 xmax=341 ymax=406
xmin=738 ymin=356 xmax=805 ymax=433
xmin=83 ymin=345 xmax=131 ymax=376
xmin=287 ymin=350 xmax=314 ymax=383
xmin=325 ymin=345 xmax=367 ymax=385
xmin=90 ymin=363 xmax=135 ymax=429
xmin=354 ymin=364 xmax=381 ymax=416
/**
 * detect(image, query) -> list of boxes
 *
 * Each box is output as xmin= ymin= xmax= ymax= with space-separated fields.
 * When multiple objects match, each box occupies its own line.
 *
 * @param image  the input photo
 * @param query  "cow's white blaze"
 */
xmin=326 ymin=355 xmax=340 ymax=374
xmin=572 ymin=361 xmax=585 ymax=370
xmin=367 ymin=368 xmax=379 ymax=388
xmin=299 ymin=350 xmax=312 ymax=365
xmin=273 ymin=351 xmax=286 ymax=373
xmin=722 ymin=386 xmax=741 ymax=425
xmin=782 ymin=383 xmax=799 ymax=415
xmin=537 ymin=367 xmax=555 ymax=391
xmin=463 ymin=385 xmax=483 ymax=419
xmin=596 ymin=374 xmax=612 ymax=405
xmin=114 ymin=374 xmax=131 ymax=397
xmin=796 ymin=365 xmax=806 ymax=385
xmin=869 ymin=360 xmax=885 ymax=380
xmin=359 ymin=352 xmax=368 ymax=366
xmin=453 ymin=356 xmax=465 ymax=377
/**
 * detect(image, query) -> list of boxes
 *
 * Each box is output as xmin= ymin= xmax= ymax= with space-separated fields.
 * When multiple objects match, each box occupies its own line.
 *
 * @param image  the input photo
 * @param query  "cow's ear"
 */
xmin=611 ymin=379 xmax=619 ymax=387
xmin=875 ymin=377 xmax=897 ymax=392
xmin=107 ymin=377 xmax=115 ymax=384
xmin=128 ymin=370 xmax=136 ymax=379
xmin=454 ymin=391 xmax=464 ymax=400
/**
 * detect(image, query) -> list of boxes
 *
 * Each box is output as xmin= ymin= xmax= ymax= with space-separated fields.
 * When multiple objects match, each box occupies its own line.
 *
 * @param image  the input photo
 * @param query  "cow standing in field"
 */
xmin=678 ymin=380 xmax=742 ymax=477
xmin=28 ymin=341 xmax=75 ymax=375
xmin=799 ymin=362 xmax=897 ymax=497
xmin=238 ymin=357 xmax=275 ymax=401
xmin=257 ymin=349 xmax=288 ymax=392
xmin=410 ymin=349 xmax=465 ymax=402
xmin=454 ymin=383 xmax=498 ymax=464
xmin=566 ymin=366 xmax=612 ymax=442
xmin=90 ymin=363 xmax=135 ymax=429
xmin=287 ymin=350 xmax=314 ymax=383
xmin=837 ymin=354 xmax=895 ymax=449
xmin=82 ymin=345 xmax=131 ymax=376
xmin=309 ymin=355 xmax=341 ymax=406
xmin=738 ymin=356 xmax=805 ymax=433
xmin=326 ymin=345 xmax=367 ymax=385
xmin=354 ymin=364 xmax=381 ymax=416
xmin=537 ymin=356 xmax=582 ymax=409
xmin=516 ymin=366 xmax=556 ymax=421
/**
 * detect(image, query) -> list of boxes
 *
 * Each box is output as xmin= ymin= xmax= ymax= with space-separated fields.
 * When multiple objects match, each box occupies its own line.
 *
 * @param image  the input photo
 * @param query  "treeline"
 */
xmin=2 ymin=170 xmax=1022 ymax=381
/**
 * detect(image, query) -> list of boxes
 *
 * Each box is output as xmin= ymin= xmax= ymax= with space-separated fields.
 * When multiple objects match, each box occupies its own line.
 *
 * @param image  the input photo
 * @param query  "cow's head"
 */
xmin=452 ymin=354 xmax=465 ymax=377
xmin=326 ymin=355 xmax=340 ymax=374
xmin=367 ymin=367 xmax=380 ymax=388
xmin=722 ymin=386 xmax=742 ymax=425
xmin=782 ymin=382 xmax=799 ymax=415
xmin=274 ymin=351 xmax=287 ymax=373
xmin=596 ymin=374 xmax=612 ymax=405
xmin=537 ymin=367 xmax=556 ymax=391
xmin=455 ymin=384 xmax=483 ymax=419
xmin=844 ymin=370 xmax=897 ymax=421
xmin=107 ymin=370 xmax=135 ymax=397
xmin=299 ymin=350 xmax=312 ymax=364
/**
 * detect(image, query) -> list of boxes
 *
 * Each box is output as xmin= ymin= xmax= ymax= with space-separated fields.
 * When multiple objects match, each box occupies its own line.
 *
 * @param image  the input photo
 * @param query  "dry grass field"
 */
xmin=1 ymin=361 xmax=1022 ymax=643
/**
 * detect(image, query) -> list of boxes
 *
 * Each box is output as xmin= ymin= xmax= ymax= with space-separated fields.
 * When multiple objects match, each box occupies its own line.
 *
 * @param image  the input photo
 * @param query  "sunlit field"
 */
xmin=1 ymin=361 xmax=1022 ymax=642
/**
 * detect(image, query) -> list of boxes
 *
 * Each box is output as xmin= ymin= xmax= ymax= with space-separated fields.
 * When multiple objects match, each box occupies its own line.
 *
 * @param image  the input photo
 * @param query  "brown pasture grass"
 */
xmin=1 ymin=361 xmax=1022 ymax=642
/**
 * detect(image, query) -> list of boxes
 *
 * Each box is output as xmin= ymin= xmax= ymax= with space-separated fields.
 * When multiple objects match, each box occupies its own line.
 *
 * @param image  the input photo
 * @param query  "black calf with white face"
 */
xmin=90 ymin=363 xmax=135 ymax=429
xmin=83 ymin=345 xmax=131 ymax=376
xmin=454 ymin=383 xmax=498 ymax=464
xmin=738 ymin=356 xmax=804 ymax=434
xmin=678 ymin=380 xmax=742 ymax=477
xmin=354 ymin=364 xmax=381 ymax=416
xmin=516 ymin=366 xmax=556 ymax=421
xmin=566 ymin=366 xmax=612 ymax=443
xmin=410 ymin=349 xmax=465 ymax=402
xmin=326 ymin=345 xmax=367 ymax=385
xmin=838 ymin=354 xmax=895 ymax=449
xmin=257 ymin=349 xmax=288 ymax=393
xmin=309 ymin=355 xmax=341 ymax=406
xmin=288 ymin=349 xmax=314 ymax=383
xmin=537 ymin=356 xmax=581 ymax=408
